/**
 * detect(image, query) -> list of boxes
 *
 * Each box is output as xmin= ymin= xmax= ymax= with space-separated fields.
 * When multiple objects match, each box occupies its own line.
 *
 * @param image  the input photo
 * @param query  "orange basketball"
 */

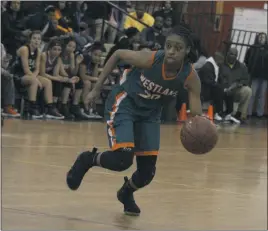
xmin=180 ymin=116 xmax=218 ymax=154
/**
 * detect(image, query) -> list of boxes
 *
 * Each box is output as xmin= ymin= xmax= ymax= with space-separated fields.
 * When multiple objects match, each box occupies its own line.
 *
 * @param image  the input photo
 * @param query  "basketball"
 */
xmin=180 ymin=116 xmax=218 ymax=154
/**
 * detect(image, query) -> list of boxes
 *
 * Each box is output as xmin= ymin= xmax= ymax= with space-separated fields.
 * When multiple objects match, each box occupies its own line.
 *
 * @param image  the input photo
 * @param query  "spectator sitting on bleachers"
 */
xmin=54 ymin=1 xmax=73 ymax=33
xmin=42 ymin=19 xmax=66 ymax=43
xmin=140 ymin=11 xmax=165 ymax=50
xmin=57 ymin=39 xmax=85 ymax=120
xmin=40 ymin=40 xmax=80 ymax=120
xmin=1 ymin=0 xmax=31 ymax=56
xmin=1 ymin=43 xmax=20 ymax=117
xmin=193 ymin=39 xmax=208 ymax=72
xmin=162 ymin=15 xmax=173 ymax=36
xmin=156 ymin=1 xmax=173 ymax=19
xmin=245 ymin=32 xmax=268 ymax=118
xmin=198 ymin=52 xmax=225 ymax=121
xmin=12 ymin=31 xmax=63 ymax=119
xmin=73 ymin=22 xmax=94 ymax=53
xmin=219 ymin=47 xmax=252 ymax=123
xmin=124 ymin=2 xmax=155 ymax=32
xmin=104 ymin=27 xmax=140 ymax=66
xmin=79 ymin=42 xmax=106 ymax=119
xmin=26 ymin=5 xmax=55 ymax=32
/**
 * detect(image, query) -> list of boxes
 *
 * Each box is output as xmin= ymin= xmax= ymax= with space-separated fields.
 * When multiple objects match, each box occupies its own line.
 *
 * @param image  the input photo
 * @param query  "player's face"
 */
xmin=164 ymin=34 xmax=189 ymax=66
xmin=30 ymin=34 xmax=41 ymax=49
xmin=66 ymin=41 xmax=76 ymax=54
xmin=50 ymin=45 xmax=62 ymax=57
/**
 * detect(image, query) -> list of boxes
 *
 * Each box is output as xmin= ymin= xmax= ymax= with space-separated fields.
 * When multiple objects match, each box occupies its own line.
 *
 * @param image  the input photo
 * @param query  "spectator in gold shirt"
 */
xmin=124 ymin=3 xmax=154 ymax=32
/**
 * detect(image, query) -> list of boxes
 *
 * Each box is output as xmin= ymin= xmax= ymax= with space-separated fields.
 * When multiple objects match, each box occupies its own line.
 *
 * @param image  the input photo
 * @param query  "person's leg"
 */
xmin=66 ymin=89 xmax=135 ymax=190
xmin=1 ymin=76 xmax=20 ymax=117
xmin=19 ymin=75 xmax=42 ymax=118
xmin=223 ymin=92 xmax=240 ymax=124
xmin=234 ymin=86 xmax=252 ymax=120
xmin=211 ymin=85 xmax=224 ymax=120
xmin=37 ymin=76 xmax=64 ymax=119
xmin=116 ymin=120 xmax=160 ymax=216
xmin=247 ymin=78 xmax=259 ymax=116
xmin=256 ymin=79 xmax=267 ymax=117
xmin=94 ymin=18 xmax=107 ymax=41
xmin=68 ymin=79 xmax=88 ymax=120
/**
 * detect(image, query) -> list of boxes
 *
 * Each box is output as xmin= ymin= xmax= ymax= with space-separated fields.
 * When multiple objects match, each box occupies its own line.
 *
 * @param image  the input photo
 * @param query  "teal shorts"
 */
xmin=104 ymin=86 xmax=161 ymax=156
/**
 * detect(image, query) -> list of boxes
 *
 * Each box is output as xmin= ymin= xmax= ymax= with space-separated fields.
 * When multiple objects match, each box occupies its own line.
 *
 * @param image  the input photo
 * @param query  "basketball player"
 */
xmin=66 ymin=25 xmax=202 ymax=216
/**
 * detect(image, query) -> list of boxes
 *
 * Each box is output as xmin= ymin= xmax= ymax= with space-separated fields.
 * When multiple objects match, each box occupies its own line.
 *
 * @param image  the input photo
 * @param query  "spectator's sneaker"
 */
xmin=60 ymin=104 xmax=75 ymax=120
xmin=214 ymin=113 xmax=223 ymax=121
xmin=46 ymin=108 xmax=64 ymax=120
xmin=29 ymin=109 xmax=43 ymax=119
xmin=70 ymin=105 xmax=87 ymax=120
xmin=224 ymin=114 xmax=241 ymax=124
xmin=117 ymin=177 xmax=141 ymax=216
xmin=81 ymin=108 xmax=103 ymax=119
xmin=2 ymin=106 xmax=20 ymax=118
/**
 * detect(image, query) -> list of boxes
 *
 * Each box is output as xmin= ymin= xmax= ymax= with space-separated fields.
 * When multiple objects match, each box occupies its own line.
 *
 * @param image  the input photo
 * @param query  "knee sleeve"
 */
xmin=98 ymin=147 xmax=134 ymax=172
xmin=131 ymin=165 xmax=156 ymax=188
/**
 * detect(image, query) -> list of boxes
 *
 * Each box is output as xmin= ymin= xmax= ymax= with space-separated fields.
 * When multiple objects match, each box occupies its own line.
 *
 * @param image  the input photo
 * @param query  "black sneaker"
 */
xmin=66 ymin=147 xmax=98 ymax=190
xmin=70 ymin=105 xmax=87 ymax=120
xmin=60 ymin=104 xmax=75 ymax=120
xmin=117 ymin=177 xmax=141 ymax=216
xmin=29 ymin=108 xmax=43 ymax=119
xmin=46 ymin=107 xmax=65 ymax=120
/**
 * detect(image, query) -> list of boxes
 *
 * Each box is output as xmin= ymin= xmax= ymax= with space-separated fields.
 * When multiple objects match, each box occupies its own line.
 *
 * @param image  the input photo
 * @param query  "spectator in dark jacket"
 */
xmin=26 ymin=5 xmax=56 ymax=32
xmin=104 ymin=27 xmax=140 ymax=67
xmin=219 ymin=47 xmax=252 ymax=122
xmin=245 ymin=32 xmax=268 ymax=117
xmin=140 ymin=11 xmax=165 ymax=50
xmin=1 ymin=0 xmax=31 ymax=56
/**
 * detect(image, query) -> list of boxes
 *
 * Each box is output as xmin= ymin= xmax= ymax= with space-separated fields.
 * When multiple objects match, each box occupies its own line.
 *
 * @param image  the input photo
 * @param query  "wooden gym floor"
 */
xmin=1 ymin=119 xmax=267 ymax=230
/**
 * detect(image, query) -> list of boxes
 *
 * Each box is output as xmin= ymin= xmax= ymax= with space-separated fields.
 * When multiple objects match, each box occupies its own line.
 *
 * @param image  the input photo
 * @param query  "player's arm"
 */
xmin=93 ymin=49 xmax=154 ymax=91
xmin=184 ymin=70 xmax=202 ymax=116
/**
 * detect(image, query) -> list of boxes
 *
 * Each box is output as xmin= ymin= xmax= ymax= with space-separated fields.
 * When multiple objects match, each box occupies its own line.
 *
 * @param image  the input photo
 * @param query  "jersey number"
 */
xmin=139 ymin=90 xmax=161 ymax=100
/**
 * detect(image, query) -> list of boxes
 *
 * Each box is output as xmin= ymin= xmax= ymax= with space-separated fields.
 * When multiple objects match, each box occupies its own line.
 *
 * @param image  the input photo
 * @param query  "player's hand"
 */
xmin=84 ymin=89 xmax=100 ymax=105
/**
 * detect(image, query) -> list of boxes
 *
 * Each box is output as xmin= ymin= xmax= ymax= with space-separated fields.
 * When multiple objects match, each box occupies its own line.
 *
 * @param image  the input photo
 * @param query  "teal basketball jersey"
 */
xmin=119 ymin=50 xmax=194 ymax=110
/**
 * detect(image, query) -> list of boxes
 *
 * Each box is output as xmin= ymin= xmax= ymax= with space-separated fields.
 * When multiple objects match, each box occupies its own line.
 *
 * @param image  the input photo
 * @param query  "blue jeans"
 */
xmin=248 ymin=78 xmax=268 ymax=116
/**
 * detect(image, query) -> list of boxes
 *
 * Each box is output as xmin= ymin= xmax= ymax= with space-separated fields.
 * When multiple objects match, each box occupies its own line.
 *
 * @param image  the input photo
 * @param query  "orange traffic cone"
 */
xmin=178 ymin=103 xmax=187 ymax=122
xmin=207 ymin=104 xmax=214 ymax=122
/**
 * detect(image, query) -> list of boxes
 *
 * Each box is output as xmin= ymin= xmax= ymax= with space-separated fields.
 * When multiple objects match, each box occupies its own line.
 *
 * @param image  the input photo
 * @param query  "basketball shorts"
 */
xmin=104 ymin=86 xmax=161 ymax=156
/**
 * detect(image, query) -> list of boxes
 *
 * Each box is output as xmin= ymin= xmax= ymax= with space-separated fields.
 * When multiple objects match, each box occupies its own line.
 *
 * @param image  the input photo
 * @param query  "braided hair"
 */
xmin=168 ymin=24 xmax=198 ymax=63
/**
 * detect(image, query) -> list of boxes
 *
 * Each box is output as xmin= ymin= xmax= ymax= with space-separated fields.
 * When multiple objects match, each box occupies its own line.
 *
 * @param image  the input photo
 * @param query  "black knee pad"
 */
xmin=112 ymin=147 xmax=134 ymax=171
xmin=133 ymin=165 xmax=156 ymax=188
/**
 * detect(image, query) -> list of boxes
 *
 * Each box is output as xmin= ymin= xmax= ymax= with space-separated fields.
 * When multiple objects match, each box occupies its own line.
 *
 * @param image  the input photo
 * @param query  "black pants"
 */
xmin=224 ymin=93 xmax=234 ymax=114
xmin=209 ymin=85 xmax=224 ymax=114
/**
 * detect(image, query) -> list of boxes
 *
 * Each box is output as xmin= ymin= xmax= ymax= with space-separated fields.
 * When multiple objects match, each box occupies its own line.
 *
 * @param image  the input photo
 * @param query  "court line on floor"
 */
xmin=2 ymin=144 xmax=267 ymax=150
xmin=2 ymin=207 xmax=141 ymax=230
xmin=2 ymin=158 xmax=265 ymax=199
